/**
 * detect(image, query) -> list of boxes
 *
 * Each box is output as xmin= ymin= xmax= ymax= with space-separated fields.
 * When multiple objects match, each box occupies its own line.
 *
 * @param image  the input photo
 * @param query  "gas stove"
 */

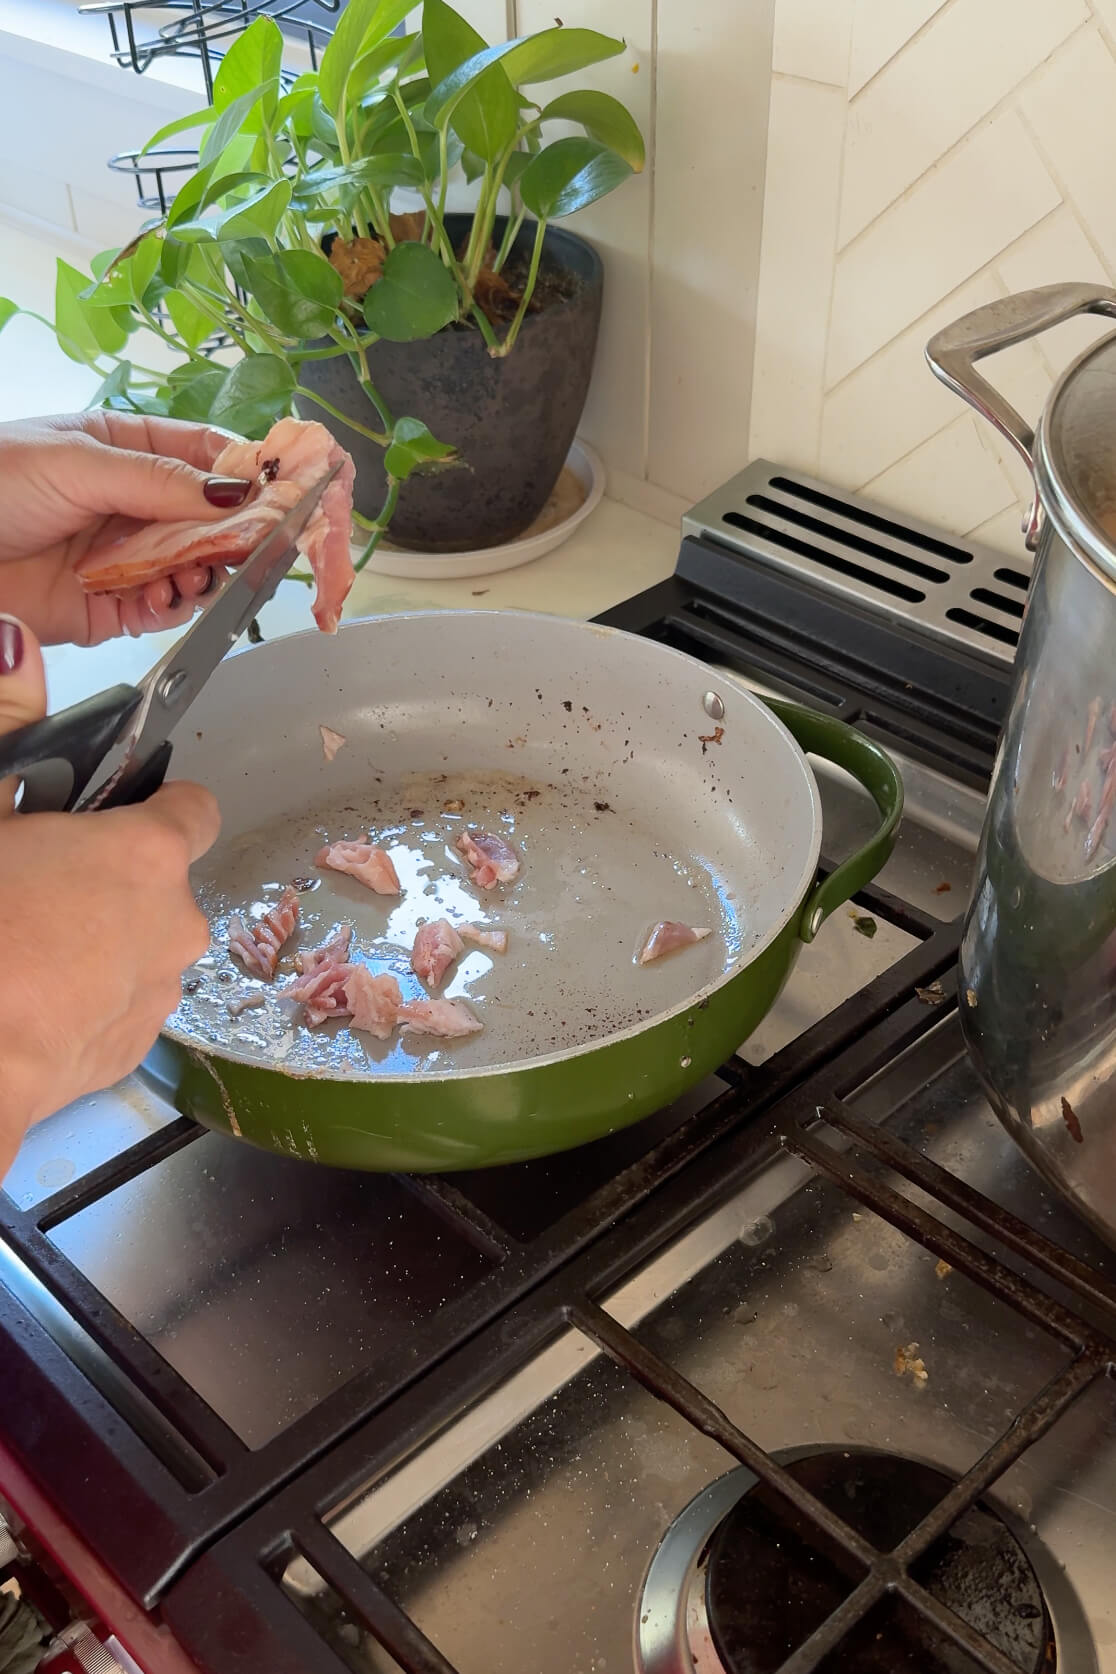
xmin=1 ymin=462 xmax=1114 ymax=1674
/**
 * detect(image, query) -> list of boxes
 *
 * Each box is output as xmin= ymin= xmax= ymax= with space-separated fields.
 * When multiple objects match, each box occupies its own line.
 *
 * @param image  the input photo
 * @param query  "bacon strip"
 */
xmin=228 ymin=886 xmax=299 ymax=978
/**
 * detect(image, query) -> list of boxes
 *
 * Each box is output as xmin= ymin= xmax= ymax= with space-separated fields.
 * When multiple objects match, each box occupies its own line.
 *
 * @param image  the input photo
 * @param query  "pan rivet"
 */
xmin=702 ymin=691 xmax=725 ymax=721
xmin=157 ymin=670 xmax=188 ymax=706
xmin=808 ymin=905 xmax=824 ymax=937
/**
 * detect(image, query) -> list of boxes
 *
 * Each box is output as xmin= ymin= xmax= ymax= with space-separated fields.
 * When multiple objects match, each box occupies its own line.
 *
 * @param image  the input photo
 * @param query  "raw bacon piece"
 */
xmin=285 ymin=959 xmax=353 ymax=1027
xmin=228 ymin=886 xmax=299 ymax=978
xmin=412 ymin=919 xmax=465 ymax=988
xmin=397 ymin=998 xmax=483 ymax=1039
xmin=75 ymin=417 xmax=356 ymax=635
xmin=1085 ymin=697 xmax=1102 ymax=754
xmin=295 ymin=923 xmax=353 ymax=976
xmin=320 ymin=724 xmax=347 ymax=761
xmin=1065 ymin=779 xmax=1093 ymax=833
xmin=316 ymin=841 xmax=400 ymax=895
xmin=76 ymin=486 xmax=301 ymax=591
xmin=227 ymin=991 xmax=266 ymax=1017
xmin=456 ymin=829 xmax=519 ymax=889
xmin=345 ymin=968 xmax=403 ymax=1039
xmin=212 ymin=418 xmax=356 ymax=633
xmin=459 ymin=924 xmax=508 ymax=954
xmin=1086 ymin=761 xmax=1116 ymax=858
xmin=638 ymin=921 xmax=713 ymax=966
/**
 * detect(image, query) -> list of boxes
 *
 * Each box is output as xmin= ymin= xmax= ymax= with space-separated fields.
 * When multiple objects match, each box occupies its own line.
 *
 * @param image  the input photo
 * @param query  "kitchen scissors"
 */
xmin=0 ymin=462 xmax=341 ymax=815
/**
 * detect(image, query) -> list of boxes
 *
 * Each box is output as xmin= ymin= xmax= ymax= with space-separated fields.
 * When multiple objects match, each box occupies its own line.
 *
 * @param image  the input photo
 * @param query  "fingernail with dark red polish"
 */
xmin=204 ymin=476 xmax=251 ymax=507
xmin=0 ymin=618 xmax=23 ymax=675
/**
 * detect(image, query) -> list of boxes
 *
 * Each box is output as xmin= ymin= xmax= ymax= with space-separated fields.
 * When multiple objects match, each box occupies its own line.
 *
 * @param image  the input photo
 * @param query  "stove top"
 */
xmin=2 ymin=464 xmax=1114 ymax=1674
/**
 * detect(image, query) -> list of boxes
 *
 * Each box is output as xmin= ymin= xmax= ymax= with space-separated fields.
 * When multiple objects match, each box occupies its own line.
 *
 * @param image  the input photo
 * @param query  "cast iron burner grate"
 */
xmin=155 ymin=982 xmax=1116 ymax=1674
xmin=638 ymin=1447 xmax=1051 ymax=1674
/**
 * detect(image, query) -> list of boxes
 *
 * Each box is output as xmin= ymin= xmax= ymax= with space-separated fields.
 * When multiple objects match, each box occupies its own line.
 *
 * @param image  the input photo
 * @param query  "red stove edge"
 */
xmin=0 ymin=1436 xmax=201 ymax=1674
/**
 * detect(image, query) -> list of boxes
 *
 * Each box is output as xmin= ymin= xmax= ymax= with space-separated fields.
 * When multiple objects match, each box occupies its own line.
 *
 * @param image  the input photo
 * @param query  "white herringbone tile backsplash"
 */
xmin=749 ymin=0 xmax=1116 ymax=556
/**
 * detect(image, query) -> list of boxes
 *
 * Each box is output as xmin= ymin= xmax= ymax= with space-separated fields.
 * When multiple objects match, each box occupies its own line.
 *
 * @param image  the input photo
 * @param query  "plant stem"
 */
xmin=335 ymin=317 xmax=395 ymax=432
xmin=469 ymin=303 xmax=499 ymax=350
xmin=135 ymin=303 xmax=216 ymax=364
xmin=436 ymin=124 xmax=451 ymax=227
xmin=493 ymin=202 xmax=526 ymax=273
xmin=492 ymin=215 xmax=546 ymax=357
xmin=290 ymin=332 xmax=378 ymax=362
xmin=336 ymin=87 xmax=372 ymax=240
xmin=189 ymin=274 xmax=291 ymax=355
xmin=392 ymin=87 xmax=470 ymax=304
xmin=463 ymin=176 xmax=492 ymax=285
xmin=353 ymin=476 xmax=399 ymax=574
xmin=295 ymin=385 xmax=390 ymax=445
xmin=466 ymin=144 xmax=516 ymax=290
xmin=365 ymin=184 xmax=394 ymax=245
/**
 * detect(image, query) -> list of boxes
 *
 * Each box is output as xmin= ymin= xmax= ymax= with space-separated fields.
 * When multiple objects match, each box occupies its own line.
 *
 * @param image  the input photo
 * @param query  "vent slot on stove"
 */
xmin=721 ymin=510 xmax=925 ymax=604
xmin=769 ymin=473 xmax=973 ymax=564
xmin=682 ymin=461 xmax=1034 ymax=667
xmin=969 ymin=585 xmax=1025 ymax=620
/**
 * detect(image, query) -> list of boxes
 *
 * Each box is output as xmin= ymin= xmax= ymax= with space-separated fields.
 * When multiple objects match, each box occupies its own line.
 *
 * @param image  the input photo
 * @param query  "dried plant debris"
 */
xmin=849 ymin=910 xmax=878 ymax=939
xmin=894 ymin=1341 xmax=929 ymax=1385
xmin=328 ymin=235 xmax=386 ymax=298
xmin=915 ymin=981 xmax=946 ymax=1006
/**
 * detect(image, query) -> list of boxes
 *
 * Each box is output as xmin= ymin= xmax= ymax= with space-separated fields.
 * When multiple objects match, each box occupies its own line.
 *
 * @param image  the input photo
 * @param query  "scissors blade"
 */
xmin=82 ymin=462 xmax=341 ymax=808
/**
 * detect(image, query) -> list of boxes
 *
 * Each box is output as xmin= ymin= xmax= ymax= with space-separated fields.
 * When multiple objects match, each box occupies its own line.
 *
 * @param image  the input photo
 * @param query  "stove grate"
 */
xmin=157 ymin=964 xmax=1116 ymax=1674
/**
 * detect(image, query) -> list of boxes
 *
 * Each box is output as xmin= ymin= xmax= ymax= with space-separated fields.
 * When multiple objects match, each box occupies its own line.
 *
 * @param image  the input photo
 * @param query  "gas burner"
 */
xmin=636 ymin=1447 xmax=1055 ymax=1674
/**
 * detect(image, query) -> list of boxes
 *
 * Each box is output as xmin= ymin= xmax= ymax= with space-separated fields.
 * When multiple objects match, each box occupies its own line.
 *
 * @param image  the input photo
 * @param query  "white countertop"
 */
xmin=0 ymin=220 xmax=680 ymax=711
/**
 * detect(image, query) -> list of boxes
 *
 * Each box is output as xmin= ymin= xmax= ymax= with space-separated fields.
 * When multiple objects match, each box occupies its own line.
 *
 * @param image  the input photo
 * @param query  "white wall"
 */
xmin=0 ymin=0 xmax=777 ymax=523
xmin=750 ymin=0 xmax=1116 ymax=557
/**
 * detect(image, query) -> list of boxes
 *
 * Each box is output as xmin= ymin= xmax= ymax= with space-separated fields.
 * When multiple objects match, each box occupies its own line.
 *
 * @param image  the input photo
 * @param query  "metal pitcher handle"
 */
xmin=925 ymin=282 xmax=1116 ymax=548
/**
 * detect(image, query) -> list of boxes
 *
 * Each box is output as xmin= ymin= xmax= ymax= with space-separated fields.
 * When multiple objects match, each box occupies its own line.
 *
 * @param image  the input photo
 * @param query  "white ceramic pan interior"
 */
xmin=166 ymin=613 xmax=822 ymax=1079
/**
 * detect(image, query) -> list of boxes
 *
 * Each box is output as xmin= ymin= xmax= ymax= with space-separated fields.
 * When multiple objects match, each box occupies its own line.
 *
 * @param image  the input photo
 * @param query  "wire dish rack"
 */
xmin=79 ymin=0 xmax=338 ymax=99
xmin=83 ymin=0 xmax=338 ymax=213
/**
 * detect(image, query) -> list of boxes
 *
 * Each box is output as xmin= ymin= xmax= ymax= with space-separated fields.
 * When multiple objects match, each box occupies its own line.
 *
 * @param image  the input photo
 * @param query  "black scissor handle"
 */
xmin=0 ymin=684 xmax=142 ymax=813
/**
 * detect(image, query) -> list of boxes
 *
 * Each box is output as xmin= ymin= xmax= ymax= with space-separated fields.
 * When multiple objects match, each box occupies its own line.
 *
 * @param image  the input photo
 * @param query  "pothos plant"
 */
xmin=0 ymin=0 xmax=644 ymax=572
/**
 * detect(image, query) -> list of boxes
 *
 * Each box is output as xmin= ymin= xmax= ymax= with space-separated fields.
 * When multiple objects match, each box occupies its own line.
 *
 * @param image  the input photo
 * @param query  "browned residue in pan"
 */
xmin=699 ymin=725 xmax=725 ymax=755
xmin=1060 ymin=1096 xmax=1084 ymax=1144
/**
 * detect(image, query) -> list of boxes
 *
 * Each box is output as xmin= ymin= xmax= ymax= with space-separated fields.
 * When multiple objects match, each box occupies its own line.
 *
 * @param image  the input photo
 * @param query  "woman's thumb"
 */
xmin=0 ymin=616 xmax=46 ymax=815
xmin=72 ymin=437 xmax=251 ymax=525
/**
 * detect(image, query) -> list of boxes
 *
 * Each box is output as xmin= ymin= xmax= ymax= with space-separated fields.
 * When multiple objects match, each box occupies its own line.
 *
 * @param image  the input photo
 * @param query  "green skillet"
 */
xmin=152 ymin=610 xmax=902 ymax=1170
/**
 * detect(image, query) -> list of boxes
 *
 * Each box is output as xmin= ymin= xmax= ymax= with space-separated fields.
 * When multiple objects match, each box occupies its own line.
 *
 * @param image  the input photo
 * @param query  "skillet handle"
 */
xmin=764 ymin=698 xmax=904 ymax=945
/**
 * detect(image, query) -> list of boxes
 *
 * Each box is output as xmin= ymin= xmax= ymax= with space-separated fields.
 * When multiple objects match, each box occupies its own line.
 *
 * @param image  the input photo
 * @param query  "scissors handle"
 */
xmin=0 ymin=685 xmax=143 ymax=813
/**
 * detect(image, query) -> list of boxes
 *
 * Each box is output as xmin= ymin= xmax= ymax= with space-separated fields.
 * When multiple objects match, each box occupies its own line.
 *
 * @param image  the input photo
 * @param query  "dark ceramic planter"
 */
xmin=297 ymin=215 xmax=603 ymax=552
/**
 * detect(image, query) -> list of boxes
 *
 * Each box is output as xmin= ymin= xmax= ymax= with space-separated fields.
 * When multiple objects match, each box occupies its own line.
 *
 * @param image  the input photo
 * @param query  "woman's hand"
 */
xmin=0 ymin=411 xmax=252 ymax=646
xmin=0 ymin=616 xmax=220 ymax=1178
